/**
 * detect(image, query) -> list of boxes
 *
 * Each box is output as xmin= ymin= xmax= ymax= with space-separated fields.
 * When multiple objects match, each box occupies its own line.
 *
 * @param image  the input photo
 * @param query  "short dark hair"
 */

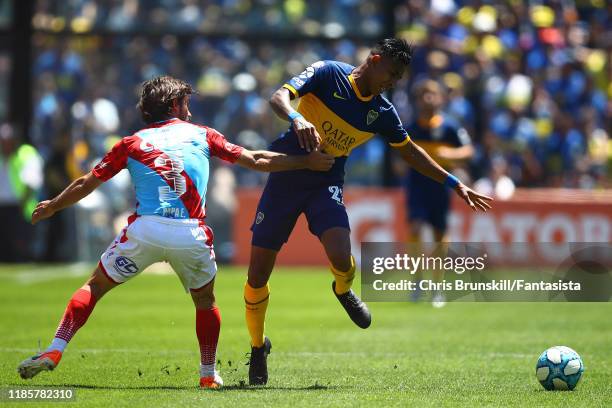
xmin=371 ymin=38 xmax=413 ymax=66
xmin=137 ymin=76 xmax=193 ymax=124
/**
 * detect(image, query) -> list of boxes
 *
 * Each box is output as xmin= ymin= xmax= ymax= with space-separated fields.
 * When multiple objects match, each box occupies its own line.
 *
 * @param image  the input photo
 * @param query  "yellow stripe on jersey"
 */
xmin=297 ymin=93 xmax=375 ymax=157
xmin=283 ymin=84 xmax=299 ymax=98
xmin=348 ymin=74 xmax=374 ymax=102
xmin=389 ymin=137 xmax=410 ymax=147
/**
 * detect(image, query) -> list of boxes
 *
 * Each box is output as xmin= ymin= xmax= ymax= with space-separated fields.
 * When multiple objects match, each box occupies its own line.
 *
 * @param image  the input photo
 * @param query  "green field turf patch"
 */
xmin=1 ymin=264 xmax=611 ymax=407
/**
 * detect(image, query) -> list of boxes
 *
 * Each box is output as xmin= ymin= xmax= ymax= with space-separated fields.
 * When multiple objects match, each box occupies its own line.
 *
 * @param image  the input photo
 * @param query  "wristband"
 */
xmin=444 ymin=173 xmax=460 ymax=188
xmin=288 ymin=111 xmax=303 ymax=121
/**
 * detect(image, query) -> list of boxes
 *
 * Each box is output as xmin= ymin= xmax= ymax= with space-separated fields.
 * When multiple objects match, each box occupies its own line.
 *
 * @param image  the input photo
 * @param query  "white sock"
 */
xmin=46 ymin=338 xmax=67 ymax=353
xmin=200 ymin=363 xmax=215 ymax=378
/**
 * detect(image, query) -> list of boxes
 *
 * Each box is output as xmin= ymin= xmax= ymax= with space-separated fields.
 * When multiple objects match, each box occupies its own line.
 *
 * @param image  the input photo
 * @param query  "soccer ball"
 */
xmin=535 ymin=346 xmax=584 ymax=391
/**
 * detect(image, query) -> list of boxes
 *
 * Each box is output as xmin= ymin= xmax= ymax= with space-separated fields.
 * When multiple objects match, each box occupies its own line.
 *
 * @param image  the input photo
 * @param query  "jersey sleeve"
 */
xmin=206 ymin=127 xmax=244 ymax=163
xmin=377 ymin=105 xmax=411 ymax=147
xmin=92 ymin=138 xmax=129 ymax=181
xmin=283 ymin=60 xmax=328 ymax=98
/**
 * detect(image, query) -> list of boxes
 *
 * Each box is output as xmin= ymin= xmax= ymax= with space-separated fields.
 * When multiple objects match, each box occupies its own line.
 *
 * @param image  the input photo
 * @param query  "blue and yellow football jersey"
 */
xmin=404 ymin=114 xmax=471 ymax=230
xmin=406 ymin=114 xmax=471 ymax=172
xmin=268 ymin=60 xmax=409 ymax=186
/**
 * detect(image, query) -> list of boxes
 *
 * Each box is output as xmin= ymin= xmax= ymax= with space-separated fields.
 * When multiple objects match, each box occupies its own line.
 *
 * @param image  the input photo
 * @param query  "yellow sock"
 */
xmin=331 ymin=255 xmax=356 ymax=295
xmin=244 ymin=282 xmax=269 ymax=348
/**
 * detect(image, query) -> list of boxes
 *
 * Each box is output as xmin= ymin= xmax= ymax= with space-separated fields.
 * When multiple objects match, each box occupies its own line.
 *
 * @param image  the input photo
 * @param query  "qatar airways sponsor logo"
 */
xmin=320 ymin=120 xmax=356 ymax=153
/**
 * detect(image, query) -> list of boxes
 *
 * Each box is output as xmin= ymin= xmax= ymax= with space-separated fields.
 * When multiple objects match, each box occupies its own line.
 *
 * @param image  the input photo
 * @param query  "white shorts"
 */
xmin=99 ymin=215 xmax=217 ymax=292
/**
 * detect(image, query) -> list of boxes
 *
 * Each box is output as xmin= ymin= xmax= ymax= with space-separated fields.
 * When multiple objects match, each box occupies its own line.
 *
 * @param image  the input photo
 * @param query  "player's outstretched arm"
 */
xmin=397 ymin=140 xmax=493 ymax=212
xmin=270 ymin=87 xmax=321 ymax=152
xmin=236 ymin=148 xmax=334 ymax=172
xmin=31 ymin=172 xmax=103 ymax=225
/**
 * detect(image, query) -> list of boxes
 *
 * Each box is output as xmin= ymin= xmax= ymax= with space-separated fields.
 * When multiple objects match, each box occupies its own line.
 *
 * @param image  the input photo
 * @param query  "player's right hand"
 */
xmin=31 ymin=200 xmax=56 ymax=225
xmin=293 ymin=117 xmax=321 ymax=152
xmin=305 ymin=150 xmax=334 ymax=171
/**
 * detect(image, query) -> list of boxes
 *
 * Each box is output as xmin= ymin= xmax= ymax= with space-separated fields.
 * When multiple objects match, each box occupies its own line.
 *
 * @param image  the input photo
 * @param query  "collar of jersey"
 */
xmin=144 ymin=118 xmax=182 ymax=129
xmin=348 ymin=74 xmax=374 ymax=102
xmin=154 ymin=118 xmax=181 ymax=125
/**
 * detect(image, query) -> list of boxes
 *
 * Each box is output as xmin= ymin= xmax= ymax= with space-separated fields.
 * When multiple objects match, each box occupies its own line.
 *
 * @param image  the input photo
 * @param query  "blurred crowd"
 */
xmin=1 ymin=0 xmax=610 ymax=261
xmin=393 ymin=0 xmax=610 ymax=189
xmin=32 ymin=0 xmax=385 ymax=37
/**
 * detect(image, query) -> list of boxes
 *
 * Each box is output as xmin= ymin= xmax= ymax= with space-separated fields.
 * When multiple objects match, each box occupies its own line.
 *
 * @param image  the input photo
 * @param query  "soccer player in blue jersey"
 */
xmin=404 ymin=79 xmax=475 ymax=307
xmin=244 ymin=39 xmax=493 ymax=385
xmin=16 ymin=76 xmax=334 ymax=388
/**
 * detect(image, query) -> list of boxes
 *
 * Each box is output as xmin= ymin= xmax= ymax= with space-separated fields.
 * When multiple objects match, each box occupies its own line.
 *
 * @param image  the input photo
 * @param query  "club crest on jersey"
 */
xmin=255 ymin=212 xmax=265 ymax=224
xmin=367 ymin=110 xmax=379 ymax=125
xmin=114 ymin=256 xmax=139 ymax=275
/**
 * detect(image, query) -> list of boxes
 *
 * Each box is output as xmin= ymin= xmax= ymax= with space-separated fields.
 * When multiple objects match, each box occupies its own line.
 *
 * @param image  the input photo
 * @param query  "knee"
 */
xmin=247 ymin=247 xmax=276 ymax=288
xmin=327 ymin=246 xmax=352 ymax=272
xmin=86 ymin=271 xmax=116 ymax=300
xmin=248 ymin=261 xmax=272 ymax=288
xmin=86 ymin=282 xmax=109 ymax=300
xmin=191 ymin=285 xmax=215 ymax=309
xmin=193 ymin=295 xmax=215 ymax=310
xmin=323 ymin=234 xmax=352 ymax=272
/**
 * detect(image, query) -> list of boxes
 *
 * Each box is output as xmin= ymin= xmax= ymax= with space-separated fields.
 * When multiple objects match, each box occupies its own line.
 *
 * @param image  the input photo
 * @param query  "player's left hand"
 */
xmin=292 ymin=117 xmax=321 ymax=152
xmin=31 ymin=200 xmax=56 ymax=225
xmin=454 ymin=184 xmax=493 ymax=212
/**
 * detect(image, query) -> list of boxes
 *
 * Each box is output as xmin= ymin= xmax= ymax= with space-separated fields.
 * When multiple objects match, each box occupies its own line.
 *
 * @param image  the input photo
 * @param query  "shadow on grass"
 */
xmin=7 ymin=383 xmax=340 ymax=392
xmin=219 ymin=383 xmax=339 ymax=392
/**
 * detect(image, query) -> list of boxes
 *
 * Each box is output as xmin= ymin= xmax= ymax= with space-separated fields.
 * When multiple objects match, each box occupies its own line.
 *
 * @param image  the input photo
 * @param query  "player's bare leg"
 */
xmin=190 ymin=279 xmax=223 ymax=389
xmin=321 ymin=227 xmax=371 ymax=329
xmin=245 ymin=246 xmax=276 ymax=385
xmin=18 ymin=266 xmax=117 ymax=379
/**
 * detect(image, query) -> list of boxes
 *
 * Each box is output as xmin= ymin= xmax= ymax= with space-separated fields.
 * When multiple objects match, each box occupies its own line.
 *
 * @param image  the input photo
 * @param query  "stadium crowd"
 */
xmin=1 ymin=0 xmax=610 ymax=261
xmin=393 ymin=0 xmax=610 ymax=190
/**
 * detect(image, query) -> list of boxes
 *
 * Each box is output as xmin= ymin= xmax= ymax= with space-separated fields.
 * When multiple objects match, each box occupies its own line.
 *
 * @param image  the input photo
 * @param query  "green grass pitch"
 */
xmin=0 ymin=264 xmax=611 ymax=407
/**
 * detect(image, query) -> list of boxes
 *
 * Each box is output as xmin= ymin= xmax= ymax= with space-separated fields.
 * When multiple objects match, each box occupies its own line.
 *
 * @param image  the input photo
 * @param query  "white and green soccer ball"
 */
xmin=536 ymin=346 xmax=584 ymax=391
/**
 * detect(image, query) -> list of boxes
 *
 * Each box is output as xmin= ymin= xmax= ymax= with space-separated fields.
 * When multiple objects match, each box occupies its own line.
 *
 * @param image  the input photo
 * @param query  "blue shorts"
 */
xmin=406 ymin=175 xmax=451 ymax=232
xmin=251 ymin=180 xmax=350 ymax=251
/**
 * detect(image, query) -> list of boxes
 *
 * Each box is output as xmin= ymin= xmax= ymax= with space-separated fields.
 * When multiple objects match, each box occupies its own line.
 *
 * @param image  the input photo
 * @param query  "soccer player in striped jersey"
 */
xmin=17 ymin=76 xmax=334 ymax=388
xmin=244 ymin=39 xmax=493 ymax=385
